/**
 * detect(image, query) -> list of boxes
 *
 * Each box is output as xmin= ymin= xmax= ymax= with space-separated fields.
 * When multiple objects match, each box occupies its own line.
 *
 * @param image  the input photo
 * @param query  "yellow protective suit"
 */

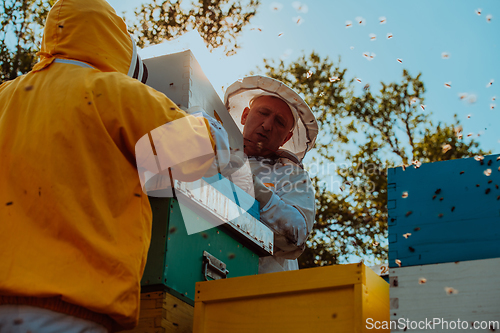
xmin=0 ymin=0 xmax=215 ymax=331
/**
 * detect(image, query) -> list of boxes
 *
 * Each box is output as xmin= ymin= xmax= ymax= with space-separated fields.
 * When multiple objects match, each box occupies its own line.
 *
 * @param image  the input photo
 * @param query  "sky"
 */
xmin=108 ymin=0 xmax=500 ymax=159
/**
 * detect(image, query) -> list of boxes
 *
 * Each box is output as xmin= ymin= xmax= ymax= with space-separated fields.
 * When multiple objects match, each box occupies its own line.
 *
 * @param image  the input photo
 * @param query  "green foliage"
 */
xmin=0 ymin=0 xmax=54 ymax=83
xmin=129 ymin=0 xmax=260 ymax=55
xmin=1 ymin=0 xmax=259 ymax=83
xmin=262 ymin=52 xmax=490 ymax=267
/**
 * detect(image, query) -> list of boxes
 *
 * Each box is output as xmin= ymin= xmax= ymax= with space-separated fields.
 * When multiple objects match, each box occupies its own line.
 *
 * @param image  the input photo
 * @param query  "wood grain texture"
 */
xmin=387 ymin=153 xmax=500 ymax=268
xmin=389 ymin=258 xmax=500 ymax=332
xmin=123 ymin=292 xmax=194 ymax=333
xmin=193 ymin=263 xmax=389 ymax=333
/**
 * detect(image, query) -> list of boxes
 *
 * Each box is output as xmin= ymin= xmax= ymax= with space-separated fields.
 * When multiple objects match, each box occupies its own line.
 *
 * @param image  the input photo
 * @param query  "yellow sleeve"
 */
xmin=90 ymin=72 xmax=216 ymax=181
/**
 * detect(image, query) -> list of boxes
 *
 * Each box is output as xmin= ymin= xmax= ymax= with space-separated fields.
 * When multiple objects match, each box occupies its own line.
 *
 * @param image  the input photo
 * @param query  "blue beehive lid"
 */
xmin=388 ymin=154 xmax=500 ymax=268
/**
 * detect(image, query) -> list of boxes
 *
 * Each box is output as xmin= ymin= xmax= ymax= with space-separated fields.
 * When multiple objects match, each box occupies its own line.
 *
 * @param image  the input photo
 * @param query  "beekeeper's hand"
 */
xmin=251 ymin=173 xmax=273 ymax=207
xmin=186 ymin=106 xmax=230 ymax=171
xmin=221 ymin=152 xmax=254 ymax=195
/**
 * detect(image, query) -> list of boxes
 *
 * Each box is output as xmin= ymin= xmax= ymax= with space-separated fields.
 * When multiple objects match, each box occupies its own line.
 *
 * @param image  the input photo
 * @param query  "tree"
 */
xmin=128 ymin=0 xmax=260 ymax=56
xmin=261 ymin=53 xmax=489 ymax=267
xmin=0 ymin=0 xmax=55 ymax=83
xmin=0 ymin=0 xmax=260 ymax=83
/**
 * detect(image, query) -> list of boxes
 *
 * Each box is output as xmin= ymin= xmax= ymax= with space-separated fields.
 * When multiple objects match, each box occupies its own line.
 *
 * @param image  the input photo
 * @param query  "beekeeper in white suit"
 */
xmin=223 ymin=75 xmax=318 ymax=274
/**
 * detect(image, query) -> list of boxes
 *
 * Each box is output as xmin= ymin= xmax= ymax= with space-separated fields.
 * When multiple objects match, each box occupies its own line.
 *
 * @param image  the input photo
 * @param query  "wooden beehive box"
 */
xmin=193 ymin=263 xmax=389 ymax=333
xmin=387 ymin=153 xmax=500 ymax=268
xmin=143 ymin=49 xmax=242 ymax=152
xmin=389 ymin=257 xmax=500 ymax=332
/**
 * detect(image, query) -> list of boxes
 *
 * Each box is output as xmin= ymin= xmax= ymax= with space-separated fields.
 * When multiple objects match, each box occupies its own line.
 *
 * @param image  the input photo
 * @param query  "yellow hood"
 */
xmin=34 ymin=0 xmax=132 ymax=75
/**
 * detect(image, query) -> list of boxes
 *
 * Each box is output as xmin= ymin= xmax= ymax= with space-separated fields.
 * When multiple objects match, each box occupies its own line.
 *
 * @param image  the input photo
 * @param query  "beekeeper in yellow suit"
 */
xmin=0 ymin=0 xmax=229 ymax=331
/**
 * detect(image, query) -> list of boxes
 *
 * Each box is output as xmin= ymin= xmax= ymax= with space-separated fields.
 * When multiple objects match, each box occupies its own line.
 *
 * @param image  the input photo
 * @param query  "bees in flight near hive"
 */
xmin=442 ymin=144 xmax=452 ymax=154
xmin=444 ymin=287 xmax=458 ymax=295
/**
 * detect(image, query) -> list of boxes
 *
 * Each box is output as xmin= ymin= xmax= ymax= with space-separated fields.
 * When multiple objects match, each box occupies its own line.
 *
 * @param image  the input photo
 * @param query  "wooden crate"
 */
xmin=122 ymin=291 xmax=194 ymax=333
xmin=389 ymin=257 xmax=500 ymax=332
xmin=387 ymin=153 xmax=500 ymax=268
xmin=193 ymin=263 xmax=389 ymax=333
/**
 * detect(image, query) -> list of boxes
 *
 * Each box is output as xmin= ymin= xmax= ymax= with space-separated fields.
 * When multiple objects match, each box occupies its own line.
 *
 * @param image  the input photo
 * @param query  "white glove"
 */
xmin=221 ymin=152 xmax=254 ymax=196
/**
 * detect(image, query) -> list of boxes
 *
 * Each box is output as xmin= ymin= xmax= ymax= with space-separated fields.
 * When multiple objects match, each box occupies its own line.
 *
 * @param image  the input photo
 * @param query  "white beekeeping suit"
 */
xmin=223 ymin=76 xmax=318 ymax=274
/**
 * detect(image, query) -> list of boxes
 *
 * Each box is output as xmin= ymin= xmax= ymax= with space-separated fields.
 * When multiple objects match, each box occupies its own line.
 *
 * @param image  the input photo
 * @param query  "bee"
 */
xmin=278 ymin=32 xmax=284 ymax=37
xmin=419 ymin=278 xmax=427 ymax=284
xmin=403 ymin=233 xmax=411 ymax=239
xmin=442 ymin=144 xmax=452 ymax=153
xmin=293 ymin=16 xmax=303 ymax=25
xmin=387 ymin=33 xmax=393 ymax=39
xmin=329 ymin=76 xmax=340 ymax=82
xmin=458 ymin=93 xmax=468 ymax=100
xmin=441 ymin=52 xmax=450 ymax=59
xmin=395 ymin=259 xmax=402 ymax=267
xmin=444 ymin=287 xmax=458 ymax=295
xmin=475 ymin=8 xmax=482 ymax=15
xmin=486 ymin=79 xmax=494 ymax=88
xmin=356 ymin=78 xmax=362 ymax=83
xmin=379 ymin=16 xmax=387 ymax=24
xmin=355 ymin=16 xmax=365 ymax=25
xmin=490 ymin=104 xmax=496 ymax=110
xmin=369 ymin=33 xmax=377 ymax=41
xmin=486 ymin=14 xmax=492 ymax=22
xmin=346 ymin=20 xmax=353 ymax=28
xmin=306 ymin=70 xmax=313 ymax=78
xmin=397 ymin=58 xmax=402 ymax=64
xmin=444 ymin=82 xmax=451 ymax=88
xmin=270 ymin=2 xmax=283 ymax=11
xmin=402 ymin=192 xmax=409 ymax=198
xmin=484 ymin=169 xmax=492 ymax=176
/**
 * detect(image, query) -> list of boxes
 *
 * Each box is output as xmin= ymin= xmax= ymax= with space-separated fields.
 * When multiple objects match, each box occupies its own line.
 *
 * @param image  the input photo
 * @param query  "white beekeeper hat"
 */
xmin=224 ymin=75 xmax=318 ymax=162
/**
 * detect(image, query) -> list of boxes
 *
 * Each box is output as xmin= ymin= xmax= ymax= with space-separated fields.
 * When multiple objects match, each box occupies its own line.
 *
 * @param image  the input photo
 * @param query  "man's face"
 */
xmin=241 ymin=96 xmax=294 ymax=158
